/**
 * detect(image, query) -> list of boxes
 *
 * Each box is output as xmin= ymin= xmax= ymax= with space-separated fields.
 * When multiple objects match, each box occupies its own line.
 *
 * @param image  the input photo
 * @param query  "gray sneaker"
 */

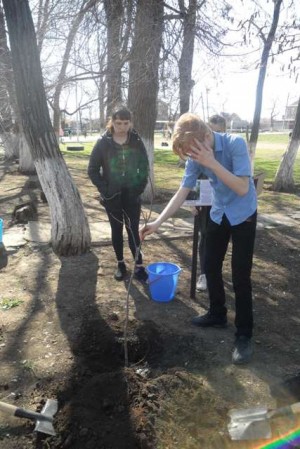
xmin=114 ymin=263 xmax=127 ymax=281
xmin=232 ymin=336 xmax=253 ymax=365
xmin=196 ymin=274 xmax=207 ymax=291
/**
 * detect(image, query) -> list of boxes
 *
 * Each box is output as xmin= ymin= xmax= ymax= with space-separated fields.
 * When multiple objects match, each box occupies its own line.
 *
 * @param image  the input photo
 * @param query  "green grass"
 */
xmin=0 ymin=297 xmax=23 ymax=310
xmin=60 ymin=141 xmax=94 ymax=158
xmin=153 ymin=143 xmax=300 ymax=188
xmin=254 ymin=147 xmax=300 ymax=184
xmin=154 ymin=149 xmax=184 ymax=192
xmin=151 ymin=138 xmax=300 ymax=213
xmin=21 ymin=359 xmax=36 ymax=376
xmin=257 ymin=133 xmax=289 ymax=144
xmin=60 ymin=134 xmax=300 ymax=197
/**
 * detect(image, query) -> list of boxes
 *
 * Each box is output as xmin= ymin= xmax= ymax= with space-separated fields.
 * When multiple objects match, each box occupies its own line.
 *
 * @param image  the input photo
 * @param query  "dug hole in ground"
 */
xmin=0 ymin=156 xmax=300 ymax=449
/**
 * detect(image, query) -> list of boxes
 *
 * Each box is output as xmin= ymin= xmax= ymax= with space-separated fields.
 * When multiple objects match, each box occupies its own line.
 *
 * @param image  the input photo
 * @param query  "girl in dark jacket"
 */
xmin=88 ymin=106 xmax=149 ymax=281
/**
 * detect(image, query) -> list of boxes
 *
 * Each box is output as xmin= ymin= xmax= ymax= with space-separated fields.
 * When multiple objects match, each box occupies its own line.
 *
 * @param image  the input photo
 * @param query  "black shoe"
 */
xmin=232 ymin=336 xmax=253 ymax=365
xmin=192 ymin=312 xmax=227 ymax=328
xmin=134 ymin=266 xmax=148 ymax=283
xmin=114 ymin=263 xmax=127 ymax=281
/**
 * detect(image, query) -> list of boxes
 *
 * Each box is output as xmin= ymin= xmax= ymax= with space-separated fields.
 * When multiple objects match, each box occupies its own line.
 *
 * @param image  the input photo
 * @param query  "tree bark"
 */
xmin=0 ymin=4 xmax=36 ymax=171
xmin=272 ymin=97 xmax=300 ymax=192
xmin=96 ymin=32 xmax=106 ymax=130
xmin=179 ymin=0 xmax=197 ymax=115
xmin=249 ymin=0 xmax=283 ymax=170
xmin=1 ymin=132 xmax=19 ymax=160
xmin=128 ymin=0 xmax=164 ymax=201
xmin=18 ymin=131 xmax=35 ymax=174
xmin=103 ymin=0 xmax=123 ymax=117
xmin=0 ymin=5 xmax=14 ymax=132
xmin=3 ymin=0 xmax=91 ymax=256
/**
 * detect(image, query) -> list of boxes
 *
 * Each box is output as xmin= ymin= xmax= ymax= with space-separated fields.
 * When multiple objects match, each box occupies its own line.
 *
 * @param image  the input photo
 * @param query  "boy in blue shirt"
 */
xmin=196 ymin=114 xmax=228 ymax=292
xmin=140 ymin=113 xmax=257 ymax=364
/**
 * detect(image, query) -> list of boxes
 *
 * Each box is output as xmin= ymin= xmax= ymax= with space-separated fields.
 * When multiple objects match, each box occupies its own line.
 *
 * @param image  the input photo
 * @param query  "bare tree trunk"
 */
xmin=3 ymin=0 xmax=91 ymax=256
xmin=1 ymin=131 xmax=19 ymax=159
xmin=96 ymin=31 xmax=106 ymax=129
xmin=99 ymin=83 xmax=105 ymax=131
xmin=2 ymin=126 xmax=35 ymax=172
xmin=103 ymin=0 xmax=123 ymax=117
xmin=1 ymin=124 xmax=34 ymax=172
xmin=178 ymin=0 xmax=197 ymax=115
xmin=248 ymin=0 xmax=283 ymax=170
xmin=0 ymin=4 xmax=36 ymax=172
xmin=272 ymin=97 xmax=300 ymax=192
xmin=36 ymin=0 xmax=51 ymax=53
xmin=128 ymin=0 xmax=164 ymax=202
xmin=18 ymin=131 xmax=35 ymax=174
xmin=0 ymin=5 xmax=14 ymax=132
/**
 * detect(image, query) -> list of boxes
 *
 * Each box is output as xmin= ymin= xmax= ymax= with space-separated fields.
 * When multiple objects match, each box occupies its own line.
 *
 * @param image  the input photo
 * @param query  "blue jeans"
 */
xmin=204 ymin=212 xmax=257 ymax=338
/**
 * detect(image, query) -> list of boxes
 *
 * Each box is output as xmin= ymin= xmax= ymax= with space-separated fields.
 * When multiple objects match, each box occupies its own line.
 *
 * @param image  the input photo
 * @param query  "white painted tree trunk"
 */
xmin=273 ymin=97 xmax=300 ymax=191
xmin=1 ymin=131 xmax=35 ymax=173
xmin=19 ymin=132 xmax=35 ymax=173
xmin=248 ymin=141 xmax=256 ymax=175
xmin=272 ymin=139 xmax=299 ymax=191
xmin=1 ymin=132 xmax=19 ymax=159
xmin=35 ymin=156 xmax=91 ymax=255
xmin=3 ymin=0 xmax=91 ymax=256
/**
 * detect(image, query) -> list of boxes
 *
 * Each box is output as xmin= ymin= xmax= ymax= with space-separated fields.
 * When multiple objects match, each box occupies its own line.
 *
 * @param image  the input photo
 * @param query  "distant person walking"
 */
xmin=88 ymin=106 xmax=149 ymax=282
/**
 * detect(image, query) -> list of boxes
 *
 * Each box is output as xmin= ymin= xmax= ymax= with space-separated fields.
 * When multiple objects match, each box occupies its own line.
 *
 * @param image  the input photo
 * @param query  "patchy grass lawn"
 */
xmin=59 ymin=132 xmax=300 ymax=201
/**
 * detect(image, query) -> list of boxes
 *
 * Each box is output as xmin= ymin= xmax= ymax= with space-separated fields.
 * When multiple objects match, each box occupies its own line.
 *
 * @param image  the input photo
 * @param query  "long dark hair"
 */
xmin=106 ymin=106 xmax=132 ymax=133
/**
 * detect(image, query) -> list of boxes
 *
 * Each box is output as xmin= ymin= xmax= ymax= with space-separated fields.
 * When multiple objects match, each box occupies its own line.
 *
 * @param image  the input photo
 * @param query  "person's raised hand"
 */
xmin=189 ymin=138 xmax=215 ymax=169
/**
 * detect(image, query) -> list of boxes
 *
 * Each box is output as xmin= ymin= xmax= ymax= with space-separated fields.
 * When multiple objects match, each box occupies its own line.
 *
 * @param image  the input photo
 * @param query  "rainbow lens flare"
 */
xmin=256 ymin=427 xmax=300 ymax=448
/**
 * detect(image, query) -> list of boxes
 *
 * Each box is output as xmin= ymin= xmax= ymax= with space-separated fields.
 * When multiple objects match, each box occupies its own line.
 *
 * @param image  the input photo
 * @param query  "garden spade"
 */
xmin=0 ymin=399 xmax=58 ymax=436
xmin=228 ymin=401 xmax=300 ymax=440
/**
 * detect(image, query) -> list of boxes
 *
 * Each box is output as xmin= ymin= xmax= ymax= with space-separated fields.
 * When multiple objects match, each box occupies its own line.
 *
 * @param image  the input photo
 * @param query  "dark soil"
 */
xmin=1 ymin=157 xmax=300 ymax=449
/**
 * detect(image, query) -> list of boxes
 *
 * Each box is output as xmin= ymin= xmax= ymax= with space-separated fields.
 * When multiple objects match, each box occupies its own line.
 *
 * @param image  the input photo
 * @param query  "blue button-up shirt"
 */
xmin=181 ymin=132 xmax=257 ymax=225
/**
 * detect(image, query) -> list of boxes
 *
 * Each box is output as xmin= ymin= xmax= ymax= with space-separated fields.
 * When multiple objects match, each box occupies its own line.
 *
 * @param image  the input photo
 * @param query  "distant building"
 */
xmin=285 ymin=100 xmax=298 ymax=120
xmin=283 ymin=100 xmax=298 ymax=129
xmin=271 ymin=100 xmax=298 ymax=130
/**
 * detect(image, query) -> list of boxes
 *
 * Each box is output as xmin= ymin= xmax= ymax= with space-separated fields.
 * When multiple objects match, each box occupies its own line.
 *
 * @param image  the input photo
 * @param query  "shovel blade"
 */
xmin=228 ymin=406 xmax=271 ymax=441
xmin=228 ymin=418 xmax=272 ymax=440
xmin=34 ymin=419 xmax=56 ymax=436
xmin=229 ymin=406 xmax=268 ymax=421
xmin=34 ymin=399 xmax=58 ymax=436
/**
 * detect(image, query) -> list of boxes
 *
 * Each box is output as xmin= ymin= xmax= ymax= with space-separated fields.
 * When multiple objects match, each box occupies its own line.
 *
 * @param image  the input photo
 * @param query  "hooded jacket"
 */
xmin=88 ymin=129 xmax=149 ymax=200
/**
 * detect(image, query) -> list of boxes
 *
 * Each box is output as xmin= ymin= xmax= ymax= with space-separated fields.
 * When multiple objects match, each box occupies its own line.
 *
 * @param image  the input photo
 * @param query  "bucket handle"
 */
xmin=147 ymin=268 xmax=181 ymax=286
xmin=147 ymin=268 xmax=169 ymax=286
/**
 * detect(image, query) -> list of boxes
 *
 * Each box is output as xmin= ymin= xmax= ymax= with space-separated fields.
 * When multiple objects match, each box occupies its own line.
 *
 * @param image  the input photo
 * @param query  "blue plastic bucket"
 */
xmin=0 ymin=219 xmax=3 ymax=243
xmin=146 ymin=262 xmax=182 ymax=302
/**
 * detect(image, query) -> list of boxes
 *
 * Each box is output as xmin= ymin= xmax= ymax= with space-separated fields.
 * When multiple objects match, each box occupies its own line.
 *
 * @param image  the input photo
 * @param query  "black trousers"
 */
xmin=198 ymin=206 xmax=211 ymax=274
xmin=104 ymin=192 xmax=143 ymax=265
xmin=204 ymin=212 xmax=257 ymax=338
